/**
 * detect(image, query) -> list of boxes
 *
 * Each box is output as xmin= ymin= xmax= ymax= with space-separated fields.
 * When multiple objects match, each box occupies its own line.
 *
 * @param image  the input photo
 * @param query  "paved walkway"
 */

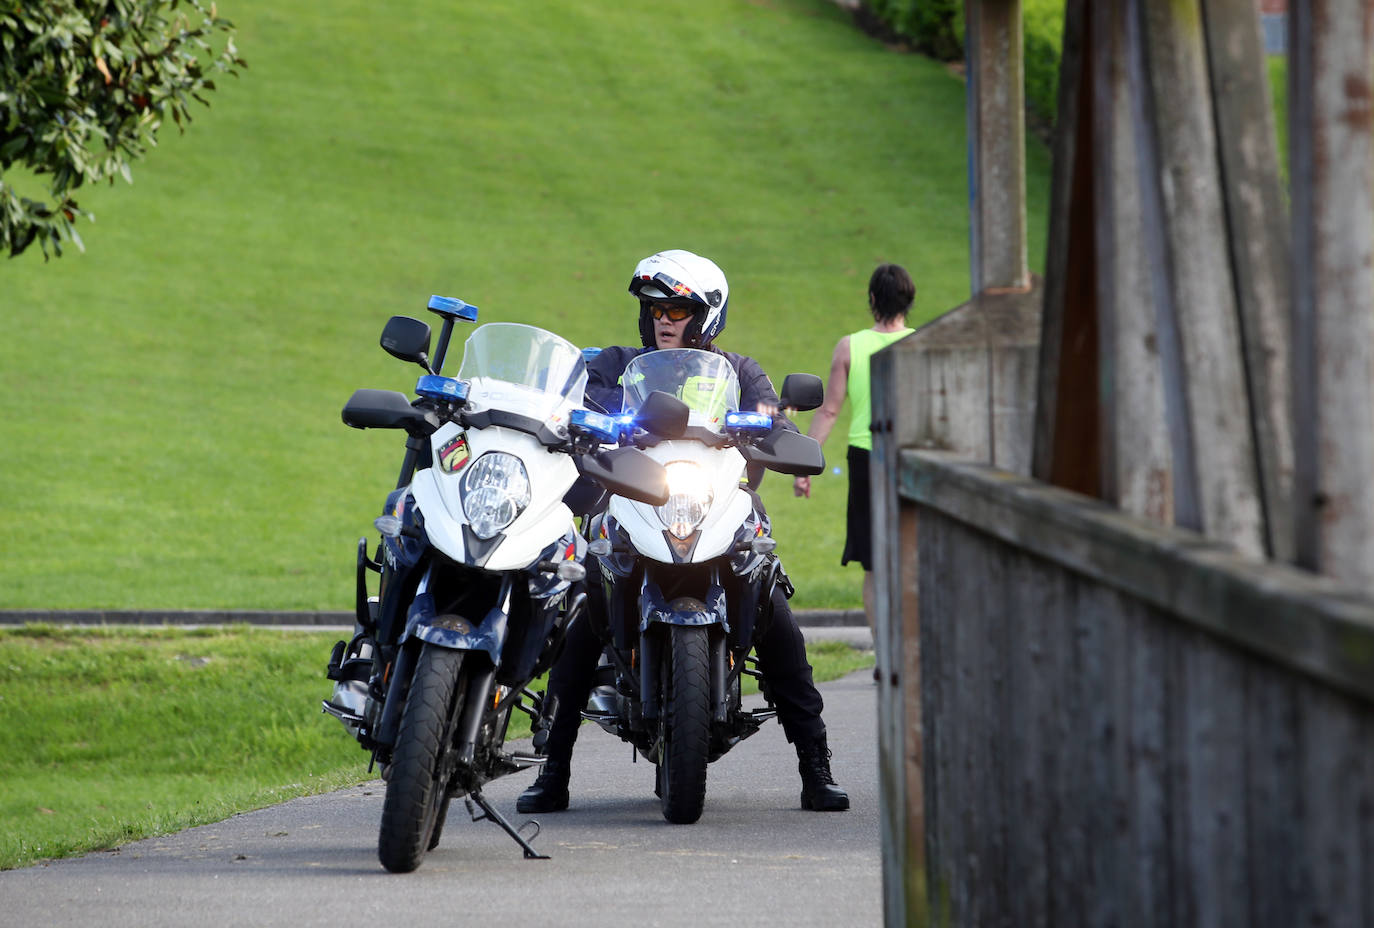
xmin=0 ymin=670 xmax=883 ymax=927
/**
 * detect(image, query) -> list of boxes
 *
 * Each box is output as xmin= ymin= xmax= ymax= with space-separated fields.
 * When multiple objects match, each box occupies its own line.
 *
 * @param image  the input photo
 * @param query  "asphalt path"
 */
xmin=0 ymin=647 xmax=880 ymax=928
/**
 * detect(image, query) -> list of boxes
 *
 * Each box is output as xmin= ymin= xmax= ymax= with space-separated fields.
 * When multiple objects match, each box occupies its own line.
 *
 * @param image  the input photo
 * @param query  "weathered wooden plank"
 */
xmin=1198 ymin=0 xmax=1295 ymax=562
xmin=1173 ymin=628 xmax=1250 ymax=928
xmin=1002 ymin=548 xmax=1054 ymax=928
xmin=1075 ymin=576 xmax=1125 ymax=927
xmin=897 ymin=501 xmax=925 ymax=913
xmin=899 ymin=451 xmax=1374 ymax=703
xmin=1242 ymin=662 xmax=1301 ymax=926
xmin=1124 ymin=591 xmax=1172 ymax=928
xmin=1131 ymin=0 xmax=1266 ymax=556
xmin=1121 ymin=0 xmax=1204 ymax=534
xmin=917 ymin=509 xmax=955 ymax=924
xmin=1040 ymin=560 xmax=1081 ymax=927
xmin=1094 ymin=0 xmax=1173 ymax=524
xmin=1294 ymin=687 xmax=1373 ymax=927
xmin=1289 ymin=2 xmax=1374 ymax=590
xmin=976 ymin=530 xmax=1010 ymax=925
xmin=868 ymin=349 xmax=909 ymax=928
xmin=948 ymin=519 xmax=982 ymax=922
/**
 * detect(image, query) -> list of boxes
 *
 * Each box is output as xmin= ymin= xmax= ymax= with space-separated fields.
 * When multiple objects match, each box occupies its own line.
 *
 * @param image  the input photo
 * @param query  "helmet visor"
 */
xmin=629 ymin=270 xmax=711 ymax=306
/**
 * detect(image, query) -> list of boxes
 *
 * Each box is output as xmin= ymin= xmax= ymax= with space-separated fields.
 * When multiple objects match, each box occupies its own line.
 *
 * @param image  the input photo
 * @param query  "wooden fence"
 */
xmin=871 ymin=1 xmax=1374 ymax=924
xmin=878 ymin=445 xmax=1374 ymax=926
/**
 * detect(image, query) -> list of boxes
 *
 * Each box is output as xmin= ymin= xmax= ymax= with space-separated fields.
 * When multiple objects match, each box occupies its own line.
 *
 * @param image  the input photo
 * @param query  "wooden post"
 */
xmin=1198 ymin=0 xmax=1295 ymax=562
xmin=1125 ymin=0 xmax=1267 ymax=557
xmin=965 ymin=0 xmax=1030 ymax=294
xmin=1290 ymin=2 xmax=1374 ymax=589
xmin=1094 ymin=1 xmax=1174 ymax=523
xmin=870 ymin=345 xmax=922 ymax=927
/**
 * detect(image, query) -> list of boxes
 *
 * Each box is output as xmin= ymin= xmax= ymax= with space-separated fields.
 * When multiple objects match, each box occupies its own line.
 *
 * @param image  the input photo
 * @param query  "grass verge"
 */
xmin=1 ymin=0 xmax=1051 ymax=614
xmin=0 ymin=624 xmax=872 ymax=870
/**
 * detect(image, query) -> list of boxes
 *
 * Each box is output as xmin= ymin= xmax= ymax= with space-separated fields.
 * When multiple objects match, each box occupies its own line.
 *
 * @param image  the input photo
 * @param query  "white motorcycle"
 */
xmin=580 ymin=348 xmax=825 ymax=824
xmin=324 ymin=299 xmax=667 ymax=871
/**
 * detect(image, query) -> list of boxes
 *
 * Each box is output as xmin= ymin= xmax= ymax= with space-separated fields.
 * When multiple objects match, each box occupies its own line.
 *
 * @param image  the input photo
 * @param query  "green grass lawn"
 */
xmin=0 ymin=624 xmax=873 ymax=870
xmin=0 ymin=0 xmax=1050 ymax=612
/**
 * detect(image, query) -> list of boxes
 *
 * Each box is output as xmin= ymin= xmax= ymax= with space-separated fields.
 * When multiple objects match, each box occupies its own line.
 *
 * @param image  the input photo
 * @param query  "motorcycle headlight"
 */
xmin=461 ymin=452 xmax=531 ymax=539
xmin=655 ymin=460 xmax=713 ymax=540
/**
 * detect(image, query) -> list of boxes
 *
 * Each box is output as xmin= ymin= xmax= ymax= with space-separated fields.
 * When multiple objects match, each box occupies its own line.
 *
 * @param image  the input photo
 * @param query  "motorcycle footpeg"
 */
xmin=321 ymin=698 xmax=366 ymax=724
xmin=493 ymin=752 xmax=547 ymax=777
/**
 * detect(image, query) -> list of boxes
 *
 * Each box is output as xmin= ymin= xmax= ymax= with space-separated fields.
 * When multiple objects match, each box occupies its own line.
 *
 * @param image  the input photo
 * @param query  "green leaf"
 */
xmin=1 ymin=0 xmax=244 ymax=259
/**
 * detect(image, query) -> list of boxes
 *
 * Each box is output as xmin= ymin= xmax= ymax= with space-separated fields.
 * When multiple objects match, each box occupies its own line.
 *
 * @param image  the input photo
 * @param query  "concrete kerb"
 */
xmin=0 ymin=608 xmax=868 ymax=628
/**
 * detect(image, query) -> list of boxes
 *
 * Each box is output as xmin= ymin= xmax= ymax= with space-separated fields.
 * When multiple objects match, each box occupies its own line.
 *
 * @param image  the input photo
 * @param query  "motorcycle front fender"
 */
xmin=637 ymin=580 xmax=728 ymax=724
xmin=639 ymin=580 xmax=728 ymax=632
xmin=408 ymin=605 xmax=510 ymax=666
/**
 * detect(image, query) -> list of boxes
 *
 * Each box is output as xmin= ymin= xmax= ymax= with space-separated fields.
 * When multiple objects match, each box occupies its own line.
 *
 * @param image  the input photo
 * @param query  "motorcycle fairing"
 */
xmin=607 ymin=439 xmax=752 ymax=564
xmin=410 ymin=421 xmax=578 ymax=571
xmin=379 ymin=489 xmax=427 ymax=571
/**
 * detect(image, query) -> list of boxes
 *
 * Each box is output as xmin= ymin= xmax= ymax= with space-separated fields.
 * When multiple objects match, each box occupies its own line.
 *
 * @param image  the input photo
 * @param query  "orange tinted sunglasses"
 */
xmin=647 ymin=301 xmax=696 ymax=322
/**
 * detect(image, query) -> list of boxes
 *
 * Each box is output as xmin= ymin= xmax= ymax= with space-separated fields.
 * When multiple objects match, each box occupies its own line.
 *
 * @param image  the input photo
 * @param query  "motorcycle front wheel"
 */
xmin=378 ymin=644 xmax=465 ymax=872
xmin=658 ymin=625 xmax=711 ymax=824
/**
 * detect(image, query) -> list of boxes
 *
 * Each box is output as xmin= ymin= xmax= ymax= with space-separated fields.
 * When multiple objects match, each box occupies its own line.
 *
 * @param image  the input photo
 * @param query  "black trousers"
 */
xmin=540 ymin=572 xmax=827 ymax=764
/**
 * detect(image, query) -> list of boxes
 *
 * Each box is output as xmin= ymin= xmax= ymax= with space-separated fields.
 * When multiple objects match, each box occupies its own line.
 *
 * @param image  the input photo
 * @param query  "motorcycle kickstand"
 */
xmin=464 ymin=789 xmax=551 ymax=860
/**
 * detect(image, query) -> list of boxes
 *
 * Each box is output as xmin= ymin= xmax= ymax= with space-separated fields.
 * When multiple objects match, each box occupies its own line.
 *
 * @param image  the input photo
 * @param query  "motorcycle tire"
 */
xmin=659 ymin=625 xmax=711 ymax=824
xmin=378 ymin=644 xmax=465 ymax=872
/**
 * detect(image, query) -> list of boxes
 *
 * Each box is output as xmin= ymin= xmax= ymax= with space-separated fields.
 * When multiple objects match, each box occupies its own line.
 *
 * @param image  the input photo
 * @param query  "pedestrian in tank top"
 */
xmin=793 ymin=264 xmax=915 ymax=631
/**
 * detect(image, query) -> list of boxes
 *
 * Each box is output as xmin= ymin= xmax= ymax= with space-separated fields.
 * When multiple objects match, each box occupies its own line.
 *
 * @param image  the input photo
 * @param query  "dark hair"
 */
xmin=868 ymin=263 xmax=915 ymax=323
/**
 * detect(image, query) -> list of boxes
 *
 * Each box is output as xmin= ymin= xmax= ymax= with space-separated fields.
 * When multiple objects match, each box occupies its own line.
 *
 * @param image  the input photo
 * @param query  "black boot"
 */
xmin=796 ymin=736 xmax=849 ymax=811
xmin=516 ymin=760 xmax=570 ymax=813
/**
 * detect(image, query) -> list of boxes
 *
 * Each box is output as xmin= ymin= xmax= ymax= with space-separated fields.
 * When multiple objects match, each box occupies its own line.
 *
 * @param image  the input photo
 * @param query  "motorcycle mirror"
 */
xmin=740 ymin=428 xmax=825 ymax=476
xmin=578 ymin=447 xmax=670 ymax=506
xmin=342 ymin=388 xmax=439 ymax=437
xmin=380 ymin=316 xmax=434 ymax=372
xmin=779 ymin=373 xmax=824 ymax=413
xmin=636 ymin=390 xmax=690 ymax=439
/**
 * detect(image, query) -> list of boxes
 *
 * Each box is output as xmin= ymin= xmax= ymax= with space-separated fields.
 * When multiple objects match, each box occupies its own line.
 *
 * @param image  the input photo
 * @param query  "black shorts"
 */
xmin=841 ymin=445 xmax=872 ymax=571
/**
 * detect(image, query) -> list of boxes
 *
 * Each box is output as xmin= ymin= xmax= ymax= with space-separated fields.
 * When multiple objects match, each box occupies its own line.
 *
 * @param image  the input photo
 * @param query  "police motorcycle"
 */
xmin=323 ymin=297 xmax=669 ymax=872
xmin=576 ymin=348 xmax=825 ymax=824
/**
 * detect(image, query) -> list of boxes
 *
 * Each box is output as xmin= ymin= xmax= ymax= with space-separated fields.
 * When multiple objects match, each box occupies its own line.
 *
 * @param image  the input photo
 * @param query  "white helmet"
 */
xmin=628 ymin=249 xmax=729 ymax=349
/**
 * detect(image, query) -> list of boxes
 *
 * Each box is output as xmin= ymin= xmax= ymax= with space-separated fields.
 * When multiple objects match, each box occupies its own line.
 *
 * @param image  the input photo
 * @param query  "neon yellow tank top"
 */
xmin=847 ymin=327 xmax=913 ymax=450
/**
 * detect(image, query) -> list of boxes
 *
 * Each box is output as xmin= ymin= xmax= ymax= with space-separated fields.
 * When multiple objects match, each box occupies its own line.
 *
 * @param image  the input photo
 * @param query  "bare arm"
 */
xmin=807 ymin=335 xmax=850 ymax=444
xmin=794 ymin=336 xmax=850 ymax=498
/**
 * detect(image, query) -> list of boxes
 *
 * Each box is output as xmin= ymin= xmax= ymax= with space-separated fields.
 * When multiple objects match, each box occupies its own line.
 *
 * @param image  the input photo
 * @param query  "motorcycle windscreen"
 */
xmin=621 ymin=349 xmax=739 ymax=434
xmin=455 ymin=322 xmax=589 ymax=405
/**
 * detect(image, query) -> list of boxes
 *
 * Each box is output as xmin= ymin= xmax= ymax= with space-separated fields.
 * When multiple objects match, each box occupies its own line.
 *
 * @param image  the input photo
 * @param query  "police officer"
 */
xmin=518 ymin=249 xmax=849 ymax=814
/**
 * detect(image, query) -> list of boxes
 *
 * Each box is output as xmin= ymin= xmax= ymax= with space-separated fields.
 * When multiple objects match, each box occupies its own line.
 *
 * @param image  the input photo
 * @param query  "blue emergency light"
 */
xmin=570 ymin=408 xmax=621 ymax=444
xmin=416 ymin=375 xmax=470 ymax=402
xmin=427 ymin=295 xmax=479 ymax=322
xmin=725 ymin=410 xmax=773 ymax=432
